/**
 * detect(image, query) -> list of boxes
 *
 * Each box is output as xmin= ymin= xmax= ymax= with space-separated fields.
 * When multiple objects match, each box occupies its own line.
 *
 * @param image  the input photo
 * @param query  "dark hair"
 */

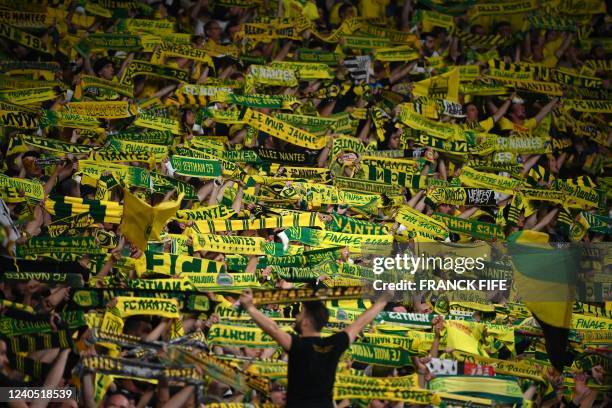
xmin=204 ymin=20 xmax=220 ymax=35
xmin=431 ymin=27 xmax=447 ymax=37
xmin=302 ymin=301 xmax=329 ymax=331
xmin=104 ymin=390 xmax=129 ymax=402
xmin=93 ymin=57 xmax=113 ymax=75
xmin=420 ymin=32 xmax=435 ymax=41
xmin=494 ymin=21 xmax=511 ymax=34
xmin=339 ymin=3 xmax=354 ymax=17
xmin=167 ymin=220 xmax=184 ymax=234
xmin=470 ymin=24 xmax=484 ymax=34
xmin=123 ymin=316 xmax=151 ymax=336
xmin=22 ymin=151 xmax=41 ymax=160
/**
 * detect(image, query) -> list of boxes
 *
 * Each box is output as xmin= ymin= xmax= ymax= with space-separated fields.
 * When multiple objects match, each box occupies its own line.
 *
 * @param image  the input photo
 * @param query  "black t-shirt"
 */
xmin=286 ymin=331 xmax=350 ymax=408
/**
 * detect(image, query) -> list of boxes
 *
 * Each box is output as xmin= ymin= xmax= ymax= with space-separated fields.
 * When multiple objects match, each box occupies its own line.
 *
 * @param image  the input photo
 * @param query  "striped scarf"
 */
xmin=8 ymin=330 xmax=74 ymax=353
xmin=343 ymin=56 xmax=371 ymax=82
xmin=45 ymin=195 xmax=123 ymax=224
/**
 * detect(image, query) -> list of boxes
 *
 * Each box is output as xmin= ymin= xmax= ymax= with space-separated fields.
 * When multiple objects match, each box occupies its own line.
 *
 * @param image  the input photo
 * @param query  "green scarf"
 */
xmin=252 ymin=286 xmax=363 ymax=305
xmin=169 ymin=156 xmax=222 ymax=178
xmin=207 ymin=323 xmax=286 ymax=348
xmin=8 ymin=330 xmax=74 ymax=353
xmin=0 ymin=23 xmax=52 ymax=54
xmin=0 ymin=173 xmax=44 ymax=202
xmin=426 ymin=187 xmax=497 ymax=207
xmin=281 ymin=227 xmax=394 ymax=251
xmin=16 ymin=236 xmax=106 ymax=258
xmin=139 ymin=251 xmax=226 ymax=276
xmin=120 ymin=59 xmax=189 ymax=86
xmin=1 ymin=271 xmax=84 ymax=287
xmin=0 ymin=311 xmax=86 ymax=336
xmin=111 ymin=129 xmax=174 ymax=145
xmin=349 ymin=342 xmax=413 ymax=367
xmin=297 ymin=48 xmax=340 ymax=64
xmin=429 ymin=376 xmax=523 ymax=404
xmin=460 ymin=166 xmax=524 ymax=194
xmin=45 ymin=195 xmax=123 ymax=224
xmin=433 ymin=212 xmax=505 ymax=240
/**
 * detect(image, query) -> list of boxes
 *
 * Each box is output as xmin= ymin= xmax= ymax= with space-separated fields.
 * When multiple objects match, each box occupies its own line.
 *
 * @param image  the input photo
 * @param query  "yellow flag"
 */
xmin=508 ymin=230 xmax=576 ymax=328
xmin=283 ymin=0 xmax=319 ymax=20
xmin=120 ymin=189 xmax=183 ymax=251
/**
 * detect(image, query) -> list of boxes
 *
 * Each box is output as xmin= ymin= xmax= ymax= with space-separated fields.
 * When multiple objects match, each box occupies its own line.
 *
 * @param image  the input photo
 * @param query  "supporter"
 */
xmin=102 ymin=392 xmax=130 ymax=408
xmin=239 ymin=289 xmax=394 ymax=408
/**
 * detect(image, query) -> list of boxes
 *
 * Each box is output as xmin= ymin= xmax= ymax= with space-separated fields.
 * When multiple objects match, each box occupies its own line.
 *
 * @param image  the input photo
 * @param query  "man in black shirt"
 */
xmin=239 ymin=290 xmax=394 ymax=408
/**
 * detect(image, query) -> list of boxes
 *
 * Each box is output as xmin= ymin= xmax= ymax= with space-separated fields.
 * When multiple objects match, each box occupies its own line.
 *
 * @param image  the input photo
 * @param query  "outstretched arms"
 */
xmin=239 ymin=289 xmax=292 ymax=351
xmin=344 ymin=291 xmax=394 ymax=344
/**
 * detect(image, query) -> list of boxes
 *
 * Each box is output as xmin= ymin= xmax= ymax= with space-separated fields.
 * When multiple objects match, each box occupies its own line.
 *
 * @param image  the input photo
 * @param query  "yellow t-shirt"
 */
xmin=464 ymin=116 xmax=495 ymax=133
xmin=498 ymin=117 xmax=538 ymax=137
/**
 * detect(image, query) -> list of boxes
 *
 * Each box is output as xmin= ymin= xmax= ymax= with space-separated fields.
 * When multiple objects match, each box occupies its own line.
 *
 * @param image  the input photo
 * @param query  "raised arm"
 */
xmin=401 ymin=0 xmax=413 ymax=30
xmin=344 ymin=291 xmax=393 ymax=344
xmin=239 ymin=289 xmax=292 ymax=351
xmin=390 ymin=61 xmax=417 ymax=84
xmin=492 ymin=94 xmax=514 ymax=123
xmin=555 ymin=32 xmax=574 ymax=60
xmin=520 ymin=154 xmax=542 ymax=177
xmin=31 ymin=349 xmax=71 ymax=408
xmin=531 ymin=207 xmax=559 ymax=232
xmin=162 ymin=385 xmax=195 ymax=408
xmin=117 ymin=52 xmax=134 ymax=80
xmin=232 ymin=181 xmax=245 ymax=213
xmin=534 ymin=97 xmax=559 ymax=125
xmin=274 ymin=40 xmax=293 ymax=61
xmin=486 ymin=98 xmax=500 ymax=115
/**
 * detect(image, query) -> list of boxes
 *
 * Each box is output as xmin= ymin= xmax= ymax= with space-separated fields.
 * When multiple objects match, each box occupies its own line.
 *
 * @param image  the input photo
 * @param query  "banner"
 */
xmin=192 ymin=212 xmax=324 ymax=234
xmin=134 ymin=113 xmax=181 ymax=134
xmin=348 ymin=342 xmax=412 ymax=367
xmin=191 ymin=233 xmax=268 ymax=255
xmin=247 ymin=65 xmax=298 ymax=87
xmin=136 ymin=251 xmax=226 ymax=276
xmin=207 ymin=323 xmax=283 ymax=348
xmin=109 ymin=138 xmax=168 ymax=161
xmin=152 ymin=42 xmax=214 ymax=66
xmin=396 ymin=206 xmax=449 ymax=239
xmin=459 ymin=166 xmax=524 ymax=194
xmin=78 ymin=34 xmax=141 ymax=54
xmin=169 ymin=156 xmax=222 ymax=178
xmin=281 ymin=227 xmax=394 ymax=251
xmin=0 ymin=173 xmax=44 ymax=202
xmin=120 ymin=60 xmax=189 ymax=86
xmin=252 ymin=286 xmax=364 ymax=305
xmin=63 ymin=101 xmax=138 ymax=119
xmin=0 ymin=23 xmax=51 ymax=54
xmin=433 ymin=212 xmax=505 ymax=241
xmin=243 ymin=108 xmax=326 ymax=149
xmin=16 ymin=236 xmax=105 ymax=257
